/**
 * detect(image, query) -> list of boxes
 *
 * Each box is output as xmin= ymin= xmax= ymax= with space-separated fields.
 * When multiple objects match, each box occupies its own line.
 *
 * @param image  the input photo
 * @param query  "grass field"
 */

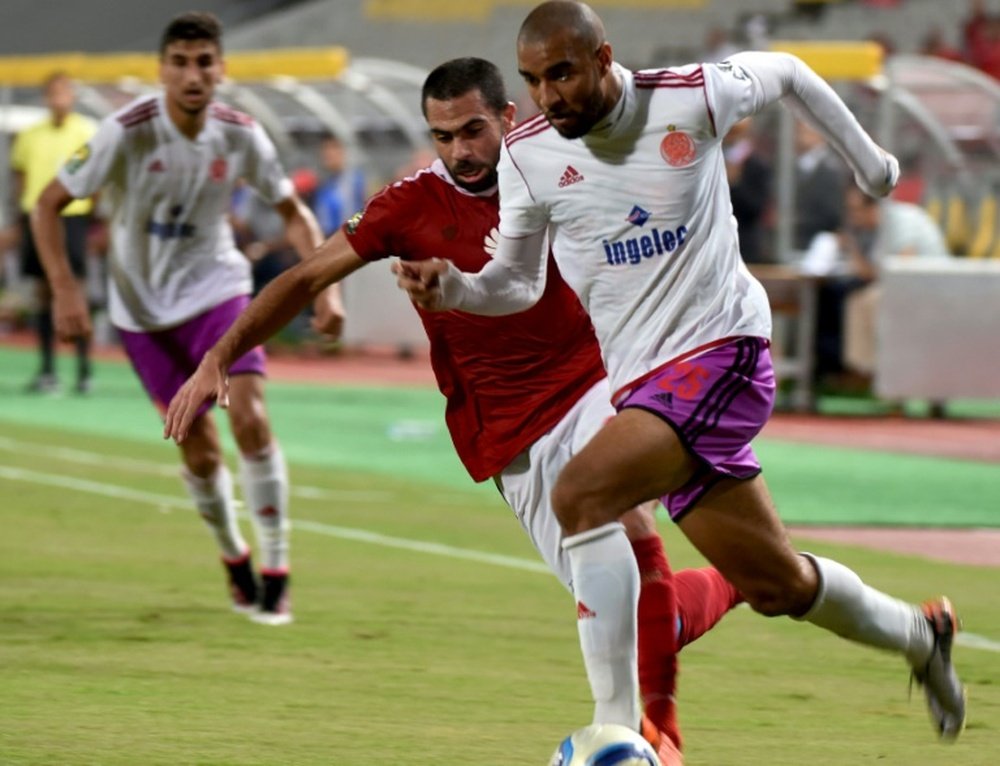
xmin=1 ymin=350 xmax=999 ymax=764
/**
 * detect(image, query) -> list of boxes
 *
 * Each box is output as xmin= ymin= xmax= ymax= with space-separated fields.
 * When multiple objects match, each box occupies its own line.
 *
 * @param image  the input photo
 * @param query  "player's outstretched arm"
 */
xmin=164 ymin=233 xmax=366 ymax=443
xmin=31 ymin=179 xmax=92 ymax=342
xmin=725 ymin=51 xmax=898 ymax=197
xmin=392 ymin=228 xmax=550 ymax=315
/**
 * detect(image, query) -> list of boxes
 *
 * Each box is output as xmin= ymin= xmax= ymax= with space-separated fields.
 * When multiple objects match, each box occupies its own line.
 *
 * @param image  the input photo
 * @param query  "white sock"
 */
xmin=181 ymin=464 xmax=247 ymax=561
xmin=799 ymin=553 xmax=933 ymax=667
xmin=562 ymin=522 xmax=641 ymax=729
xmin=239 ymin=443 xmax=290 ymax=573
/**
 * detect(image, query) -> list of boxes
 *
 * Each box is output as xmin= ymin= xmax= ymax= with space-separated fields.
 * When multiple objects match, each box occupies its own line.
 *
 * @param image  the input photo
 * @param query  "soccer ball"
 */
xmin=548 ymin=723 xmax=661 ymax=766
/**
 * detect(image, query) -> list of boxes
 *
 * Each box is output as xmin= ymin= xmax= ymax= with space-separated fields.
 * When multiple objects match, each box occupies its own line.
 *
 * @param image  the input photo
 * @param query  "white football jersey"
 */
xmin=498 ymin=61 xmax=773 ymax=398
xmin=59 ymin=93 xmax=293 ymax=331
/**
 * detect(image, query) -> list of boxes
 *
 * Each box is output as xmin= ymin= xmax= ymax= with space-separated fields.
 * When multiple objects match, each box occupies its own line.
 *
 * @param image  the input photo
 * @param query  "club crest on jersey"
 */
xmin=345 ymin=210 xmax=364 ymax=234
xmin=626 ymin=205 xmax=651 ymax=226
xmin=65 ymin=144 xmax=91 ymax=175
xmin=210 ymin=157 xmax=227 ymax=182
xmin=660 ymin=126 xmax=696 ymax=168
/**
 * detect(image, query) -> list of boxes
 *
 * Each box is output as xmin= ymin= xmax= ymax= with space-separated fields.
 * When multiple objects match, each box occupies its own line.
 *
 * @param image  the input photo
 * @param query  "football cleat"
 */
xmin=250 ymin=571 xmax=293 ymax=626
xmin=223 ymin=553 xmax=258 ymax=615
xmin=911 ymin=597 xmax=966 ymax=741
xmin=640 ymin=715 xmax=683 ymax=766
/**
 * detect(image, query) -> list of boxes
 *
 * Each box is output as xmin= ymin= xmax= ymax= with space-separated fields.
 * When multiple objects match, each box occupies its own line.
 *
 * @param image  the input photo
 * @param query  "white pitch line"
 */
xmin=956 ymin=632 xmax=1000 ymax=653
xmin=0 ymin=464 xmax=548 ymax=575
xmin=3 ymin=453 xmax=999 ymax=653
xmin=0 ymin=435 xmax=407 ymax=503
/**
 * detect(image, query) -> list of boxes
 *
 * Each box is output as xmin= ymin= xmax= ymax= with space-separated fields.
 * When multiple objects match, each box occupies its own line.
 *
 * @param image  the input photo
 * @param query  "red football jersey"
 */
xmin=344 ymin=162 xmax=606 ymax=481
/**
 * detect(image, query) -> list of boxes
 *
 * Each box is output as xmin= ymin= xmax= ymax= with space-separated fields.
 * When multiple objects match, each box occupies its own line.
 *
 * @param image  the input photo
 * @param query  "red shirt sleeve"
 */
xmin=342 ymin=180 xmax=417 ymax=262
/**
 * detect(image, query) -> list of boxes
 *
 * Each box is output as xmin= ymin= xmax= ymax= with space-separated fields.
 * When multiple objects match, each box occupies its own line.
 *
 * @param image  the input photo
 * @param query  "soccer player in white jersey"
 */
xmin=162 ymin=56 xmax=746 ymax=762
xmin=31 ymin=12 xmax=343 ymax=626
xmin=395 ymin=0 xmax=966 ymax=751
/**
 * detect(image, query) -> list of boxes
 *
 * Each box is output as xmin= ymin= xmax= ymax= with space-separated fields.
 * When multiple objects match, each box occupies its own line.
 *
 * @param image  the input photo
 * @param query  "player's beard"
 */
xmin=449 ymin=161 xmax=498 ymax=193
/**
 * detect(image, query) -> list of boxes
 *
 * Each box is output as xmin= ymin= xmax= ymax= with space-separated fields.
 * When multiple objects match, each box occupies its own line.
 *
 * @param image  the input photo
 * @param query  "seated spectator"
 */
xmin=839 ymin=187 xmax=950 ymax=381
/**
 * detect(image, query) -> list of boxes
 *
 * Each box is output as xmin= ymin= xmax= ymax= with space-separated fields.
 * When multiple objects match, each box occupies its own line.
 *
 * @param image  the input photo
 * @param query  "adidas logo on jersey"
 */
xmin=576 ymin=600 xmax=597 ymax=619
xmin=558 ymin=165 xmax=584 ymax=188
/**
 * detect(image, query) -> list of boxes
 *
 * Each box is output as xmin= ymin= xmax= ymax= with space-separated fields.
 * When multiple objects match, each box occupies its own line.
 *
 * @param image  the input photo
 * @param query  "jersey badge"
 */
xmin=660 ymin=127 xmax=696 ymax=168
xmin=345 ymin=210 xmax=364 ymax=235
xmin=64 ymin=144 xmax=91 ymax=175
xmin=147 ymin=159 xmax=166 ymax=173
xmin=210 ymin=157 xmax=228 ymax=182
xmin=558 ymin=165 xmax=584 ymax=188
xmin=626 ymin=205 xmax=651 ymax=227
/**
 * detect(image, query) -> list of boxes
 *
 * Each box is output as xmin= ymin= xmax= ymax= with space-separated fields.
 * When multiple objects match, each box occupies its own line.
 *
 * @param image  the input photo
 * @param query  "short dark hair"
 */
xmin=421 ymin=58 xmax=508 ymax=117
xmin=160 ymin=12 xmax=223 ymax=55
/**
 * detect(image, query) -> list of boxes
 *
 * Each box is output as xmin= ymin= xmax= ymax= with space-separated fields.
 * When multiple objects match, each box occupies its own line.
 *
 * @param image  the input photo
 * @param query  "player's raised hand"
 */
xmin=51 ymin=283 xmax=92 ymax=342
xmin=163 ymin=354 xmax=229 ymax=443
xmin=391 ymin=258 xmax=449 ymax=310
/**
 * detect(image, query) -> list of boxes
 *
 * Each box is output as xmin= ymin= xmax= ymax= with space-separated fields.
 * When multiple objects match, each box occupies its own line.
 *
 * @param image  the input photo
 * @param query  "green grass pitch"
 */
xmin=0 ymin=349 xmax=998 ymax=764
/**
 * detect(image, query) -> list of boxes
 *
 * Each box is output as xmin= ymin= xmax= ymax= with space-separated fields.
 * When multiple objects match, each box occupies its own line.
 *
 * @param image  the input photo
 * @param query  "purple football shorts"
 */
xmin=118 ymin=294 xmax=266 ymax=418
xmin=615 ymin=336 xmax=775 ymax=520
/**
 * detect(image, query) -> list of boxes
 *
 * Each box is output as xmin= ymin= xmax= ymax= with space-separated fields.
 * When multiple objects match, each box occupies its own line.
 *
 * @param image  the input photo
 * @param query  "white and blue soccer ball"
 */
xmin=548 ymin=723 xmax=660 ymax=766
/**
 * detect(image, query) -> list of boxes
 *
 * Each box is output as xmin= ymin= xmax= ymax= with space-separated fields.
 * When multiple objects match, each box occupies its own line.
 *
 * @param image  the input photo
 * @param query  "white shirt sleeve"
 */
xmin=430 ymin=137 xmax=550 ymax=315
xmin=705 ymin=51 xmax=898 ymax=197
xmin=436 ymin=227 xmax=550 ymax=315
xmin=496 ymin=140 xmax=549 ymax=238
xmin=57 ymin=116 xmax=123 ymax=199
xmin=244 ymin=122 xmax=294 ymax=204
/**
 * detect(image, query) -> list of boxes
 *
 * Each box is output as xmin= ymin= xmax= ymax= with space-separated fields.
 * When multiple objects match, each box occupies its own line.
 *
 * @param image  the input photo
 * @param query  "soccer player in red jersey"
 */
xmin=164 ymin=57 xmax=741 ymax=760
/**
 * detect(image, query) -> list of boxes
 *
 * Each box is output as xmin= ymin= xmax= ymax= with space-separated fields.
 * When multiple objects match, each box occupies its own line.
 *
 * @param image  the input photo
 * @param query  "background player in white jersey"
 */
xmin=31 ymin=12 xmax=343 ymax=625
xmin=162 ymin=56 xmax=742 ymax=761
xmin=395 ymin=0 xmax=965 ymax=747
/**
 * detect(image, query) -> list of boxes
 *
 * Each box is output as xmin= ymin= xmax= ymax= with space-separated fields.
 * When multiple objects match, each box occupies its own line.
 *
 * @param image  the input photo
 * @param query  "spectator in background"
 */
xmin=313 ymin=133 xmax=367 ymax=237
xmin=234 ymin=169 xmax=319 ymax=296
xmin=964 ymin=0 xmax=1000 ymax=78
xmin=794 ymin=120 xmax=847 ymax=251
xmin=793 ymin=120 xmax=851 ymax=381
xmin=839 ymin=186 xmax=949 ymax=383
xmin=920 ymin=26 xmax=964 ymax=63
xmin=701 ymin=25 xmax=739 ymax=63
xmin=724 ymin=117 xmax=772 ymax=263
xmin=11 ymin=72 xmax=96 ymax=393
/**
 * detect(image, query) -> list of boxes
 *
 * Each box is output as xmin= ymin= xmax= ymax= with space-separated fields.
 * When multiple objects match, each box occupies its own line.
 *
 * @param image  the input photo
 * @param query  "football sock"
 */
xmin=37 ymin=309 xmax=55 ymax=375
xmin=181 ymin=464 xmax=248 ymax=560
xmin=239 ymin=443 xmax=290 ymax=573
xmin=629 ymin=535 xmax=680 ymax=748
xmin=674 ymin=567 xmax=744 ymax=648
xmin=76 ymin=336 xmax=91 ymax=381
xmin=563 ymin=522 xmax=641 ymax=730
xmin=798 ymin=554 xmax=934 ymax=667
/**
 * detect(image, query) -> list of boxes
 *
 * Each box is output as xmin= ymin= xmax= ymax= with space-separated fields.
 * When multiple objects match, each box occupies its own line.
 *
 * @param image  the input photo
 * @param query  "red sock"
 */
xmin=630 ymin=535 xmax=680 ymax=749
xmin=674 ymin=567 xmax=744 ymax=648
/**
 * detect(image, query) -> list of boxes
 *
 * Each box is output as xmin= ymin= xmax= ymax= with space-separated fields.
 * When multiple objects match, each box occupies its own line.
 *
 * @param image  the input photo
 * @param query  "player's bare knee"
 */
xmin=227 ymin=408 xmax=271 ymax=454
xmin=181 ymin=446 xmax=223 ymax=479
xmin=741 ymin=563 xmax=818 ymax=617
xmin=552 ymin=477 xmax=619 ymax=536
